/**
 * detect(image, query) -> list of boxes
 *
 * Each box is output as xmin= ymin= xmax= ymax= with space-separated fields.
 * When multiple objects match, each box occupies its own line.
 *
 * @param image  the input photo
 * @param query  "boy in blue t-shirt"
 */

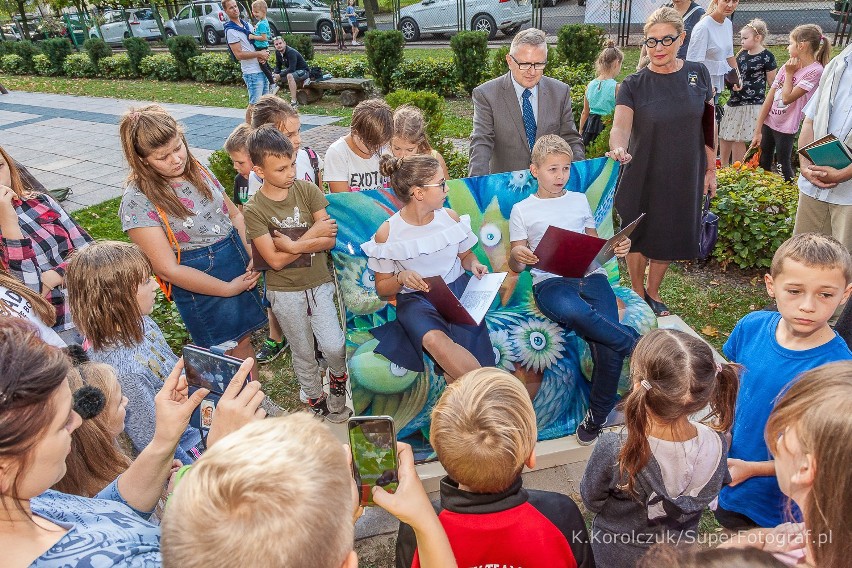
xmin=250 ymin=0 xmax=275 ymax=85
xmin=716 ymin=233 xmax=852 ymax=530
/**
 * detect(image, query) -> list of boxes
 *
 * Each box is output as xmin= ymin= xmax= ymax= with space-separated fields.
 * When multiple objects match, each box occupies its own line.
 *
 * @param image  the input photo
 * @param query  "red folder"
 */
xmin=533 ymin=227 xmax=607 ymax=279
xmin=252 ymin=225 xmax=312 ymax=271
xmin=422 ymin=276 xmax=477 ymax=326
xmin=703 ymin=102 xmax=715 ymax=149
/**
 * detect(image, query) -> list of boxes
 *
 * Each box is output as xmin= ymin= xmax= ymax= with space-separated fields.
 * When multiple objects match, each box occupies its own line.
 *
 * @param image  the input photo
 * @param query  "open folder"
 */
xmin=532 ymin=213 xmax=645 ymax=279
xmin=422 ymin=272 xmax=508 ymax=326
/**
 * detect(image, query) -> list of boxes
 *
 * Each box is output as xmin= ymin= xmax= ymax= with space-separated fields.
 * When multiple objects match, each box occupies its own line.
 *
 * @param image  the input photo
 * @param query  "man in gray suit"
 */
xmin=469 ymin=28 xmax=585 ymax=177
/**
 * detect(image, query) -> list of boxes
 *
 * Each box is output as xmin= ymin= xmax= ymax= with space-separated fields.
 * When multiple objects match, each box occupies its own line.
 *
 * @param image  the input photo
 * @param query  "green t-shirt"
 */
xmin=244 ymin=180 xmax=332 ymax=292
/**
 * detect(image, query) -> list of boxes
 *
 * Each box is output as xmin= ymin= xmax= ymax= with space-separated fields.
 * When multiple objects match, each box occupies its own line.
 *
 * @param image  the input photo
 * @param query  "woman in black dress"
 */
xmin=608 ymin=6 xmax=716 ymax=316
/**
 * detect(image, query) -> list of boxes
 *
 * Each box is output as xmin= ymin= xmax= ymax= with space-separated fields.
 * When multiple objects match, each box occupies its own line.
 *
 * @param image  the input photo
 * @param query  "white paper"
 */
xmin=459 ymin=272 xmax=508 ymax=325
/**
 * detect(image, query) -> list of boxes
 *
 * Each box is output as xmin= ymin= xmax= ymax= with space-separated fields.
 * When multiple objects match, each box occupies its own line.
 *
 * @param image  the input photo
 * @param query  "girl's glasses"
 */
xmin=421 ymin=179 xmax=447 ymax=192
xmin=642 ymin=35 xmax=678 ymax=48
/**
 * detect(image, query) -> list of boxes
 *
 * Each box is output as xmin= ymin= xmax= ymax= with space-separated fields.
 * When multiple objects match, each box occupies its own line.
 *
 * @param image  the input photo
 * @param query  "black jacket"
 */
xmin=274 ymin=46 xmax=309 ymax=76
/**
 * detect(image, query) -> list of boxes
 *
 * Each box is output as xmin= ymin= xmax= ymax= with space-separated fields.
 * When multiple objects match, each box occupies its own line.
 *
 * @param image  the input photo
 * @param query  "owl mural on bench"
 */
xmin=327 ymin=157 xmax=657 ymax=442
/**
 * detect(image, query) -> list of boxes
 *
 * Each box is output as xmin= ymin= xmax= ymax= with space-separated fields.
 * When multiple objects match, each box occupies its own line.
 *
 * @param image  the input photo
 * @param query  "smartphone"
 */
xmin=182 ymin=345 xmax=247 ymax=396
xmin=348 ymin=416 xmax=399 ymax=506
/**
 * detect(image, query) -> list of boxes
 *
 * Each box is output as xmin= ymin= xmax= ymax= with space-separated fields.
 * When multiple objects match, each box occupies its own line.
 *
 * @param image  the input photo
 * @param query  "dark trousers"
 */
xmin=759 ymin=124 xmax=796 ymax=181
xmin=714 ymin=504 xmax=759 ymax=531
xmin=259 ymin=60 xmax=274 ymax=85
xmin=533 ymin=274 xmax=640 ymax=426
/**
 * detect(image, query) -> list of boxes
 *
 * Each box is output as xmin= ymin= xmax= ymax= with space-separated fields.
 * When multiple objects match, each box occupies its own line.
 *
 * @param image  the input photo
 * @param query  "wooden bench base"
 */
xmin=295 ymin=77 xmax=373 ymax=107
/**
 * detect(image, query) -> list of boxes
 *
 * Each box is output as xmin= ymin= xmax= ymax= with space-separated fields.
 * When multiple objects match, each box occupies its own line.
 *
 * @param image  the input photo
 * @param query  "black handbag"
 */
xmin=698 ymin=195 xmax=719 ymax=260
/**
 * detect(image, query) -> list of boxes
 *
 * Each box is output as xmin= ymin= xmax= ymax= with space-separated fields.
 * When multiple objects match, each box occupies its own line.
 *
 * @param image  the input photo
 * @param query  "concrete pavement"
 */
xmin=0 ymin=90 xmax=342 ymax=212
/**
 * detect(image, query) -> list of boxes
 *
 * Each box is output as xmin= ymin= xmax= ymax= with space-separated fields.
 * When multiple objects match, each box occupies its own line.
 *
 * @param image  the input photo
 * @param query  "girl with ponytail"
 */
xmin=580 ymin=329 xmax=739 ymax=568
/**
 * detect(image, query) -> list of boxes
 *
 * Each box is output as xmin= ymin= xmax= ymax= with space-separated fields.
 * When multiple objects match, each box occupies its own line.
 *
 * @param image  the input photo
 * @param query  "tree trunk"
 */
xmin=362 ymin=0 xmax=376 ymax=29
xmin=16 ymin=0 xmax=30 ymax=39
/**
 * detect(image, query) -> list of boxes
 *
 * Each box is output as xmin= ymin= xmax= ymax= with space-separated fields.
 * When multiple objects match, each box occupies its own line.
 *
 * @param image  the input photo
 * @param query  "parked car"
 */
xmin=164 ymin=0 xmax=250 ymax=45
xmin=1 ymin=23 xmax=22 ymax=40
xmin=398 ymin=0 xmax=530 ymax=41
xmin=264 ymin=0 xmax=367 ymax=43
xmin=89 ymin=9 xmax=161 ymax=45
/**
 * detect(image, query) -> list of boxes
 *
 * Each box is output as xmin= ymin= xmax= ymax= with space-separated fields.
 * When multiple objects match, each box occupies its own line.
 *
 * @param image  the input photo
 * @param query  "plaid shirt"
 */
xmin=0 ymin=193 xmax=93 ymax=332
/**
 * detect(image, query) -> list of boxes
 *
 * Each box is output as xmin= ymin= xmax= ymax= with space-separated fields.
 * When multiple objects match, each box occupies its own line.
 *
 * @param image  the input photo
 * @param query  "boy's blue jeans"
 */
xmin=533 ymin=273 xmax=640 ymax=426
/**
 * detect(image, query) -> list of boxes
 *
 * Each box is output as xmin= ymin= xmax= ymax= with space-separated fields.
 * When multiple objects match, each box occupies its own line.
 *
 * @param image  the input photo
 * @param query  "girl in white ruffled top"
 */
xmin=361 ymin=154 xmax=494 ymax=382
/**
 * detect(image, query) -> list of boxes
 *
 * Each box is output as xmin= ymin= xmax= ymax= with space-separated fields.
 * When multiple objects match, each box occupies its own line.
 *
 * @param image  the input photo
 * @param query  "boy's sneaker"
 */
xmin=308 ymin=394 xmax=331 ymax=419
xmin=290 ymin=100 xmax=299 ymax=108
xmin=326 ymin=372 xmax=352 ymax=423
xmin=256 ymin=338 xmax=287 ymax=364
xmin=576 ymin=410 xmax=603 ymax=446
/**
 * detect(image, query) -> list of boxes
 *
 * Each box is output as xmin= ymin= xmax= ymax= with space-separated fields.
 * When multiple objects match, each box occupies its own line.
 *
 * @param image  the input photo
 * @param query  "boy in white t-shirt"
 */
xmin=508 ymin=135 xmax=640 ymax=446
xmin=326 ymin=99 xmax=393 ymax=193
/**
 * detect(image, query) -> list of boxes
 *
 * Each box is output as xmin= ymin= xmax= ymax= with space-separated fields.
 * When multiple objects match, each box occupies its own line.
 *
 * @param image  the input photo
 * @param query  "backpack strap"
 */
xmin=304 ymin=146 xmax=320 ymax=184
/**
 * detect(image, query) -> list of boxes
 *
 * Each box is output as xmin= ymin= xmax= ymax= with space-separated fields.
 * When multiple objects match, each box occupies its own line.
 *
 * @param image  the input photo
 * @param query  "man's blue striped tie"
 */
xmin=522 ymin=88 xmax=536 ymax=151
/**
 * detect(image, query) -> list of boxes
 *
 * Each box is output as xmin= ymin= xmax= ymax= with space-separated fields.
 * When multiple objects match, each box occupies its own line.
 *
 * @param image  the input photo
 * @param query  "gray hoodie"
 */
xmin=580 ymin=428 xmax=730 ymax=568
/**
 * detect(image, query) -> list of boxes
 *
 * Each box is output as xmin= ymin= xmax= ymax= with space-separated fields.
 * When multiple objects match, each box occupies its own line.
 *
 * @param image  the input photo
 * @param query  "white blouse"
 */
xmin=361 ymin=208 xmax=478 ymax=293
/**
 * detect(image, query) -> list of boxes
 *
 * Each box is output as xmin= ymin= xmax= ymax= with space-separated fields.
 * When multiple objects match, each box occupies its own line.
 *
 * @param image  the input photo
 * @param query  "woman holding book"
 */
xmin=608 ymin=7 xmax=715 ymax=317
xmin=361 ymin=154 xmax=493 ymax=383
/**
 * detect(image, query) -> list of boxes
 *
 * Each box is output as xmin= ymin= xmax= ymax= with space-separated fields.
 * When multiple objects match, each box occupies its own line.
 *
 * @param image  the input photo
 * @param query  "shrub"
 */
xmin=40 ymin=37 xmax=74 ymax=75
xmin=83 ymin=37 xmax=112 ymax=67
xmin=123 ymin=36 xmax=152 ymax=75
xmin=139 ymin=53 xmax=180 ymax=81
xmin=385 ymin=89 xmax=445 ymax=141
xmin=63 ymin=52 xmax=98 ymax=78
xmin=712 ymin=166 xmax=799 ymax=270
xmin=364 ymin=29 xmax=405 ymax=94
xmin=585 ymin=115 xmax=613 ymax=158
xmin=391 ymin=57 xmax=459 ymax=97
xmin=549 ymin=63 xmax=595 ymax=124
xmin=99 ymin=53 xmax=134 ymax=79
xmin=450 ymin=30 xmax=488 ymax=95
xmin=33 ymin=53 xmax=54 ymax=76
xmin=166 ymin=35 xmax=200 ymax=79
xmin=281 ymin=33 xmax=313 ymax=62
xmin=11 ymin=40 xmax=41 ymax=72
xmin=317 ymin=54 xmax=368 ymax=78
xmin=0 ymin=54 xmax=26 ymax=74
xmin=208 ymin=149 xmax=236 ymax=194
xmin=188 ymin=52 xmax=242 ymax=84
xmin=556 ymin=24 xmax=606 ymax=67
xmin=0 ymin=40 xmax=16 ymax=57
xmin=432 ymin=137 xmax=469 ymax=180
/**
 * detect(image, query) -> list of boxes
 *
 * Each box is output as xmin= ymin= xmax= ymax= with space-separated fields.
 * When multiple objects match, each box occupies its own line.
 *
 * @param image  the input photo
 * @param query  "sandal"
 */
xmin=644 ymin=291 xmax=671 ymax=317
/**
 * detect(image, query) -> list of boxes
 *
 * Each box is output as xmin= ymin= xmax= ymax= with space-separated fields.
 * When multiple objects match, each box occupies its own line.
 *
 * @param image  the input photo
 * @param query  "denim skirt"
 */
xmin=171 ymin=229 xmax=266 ymax=348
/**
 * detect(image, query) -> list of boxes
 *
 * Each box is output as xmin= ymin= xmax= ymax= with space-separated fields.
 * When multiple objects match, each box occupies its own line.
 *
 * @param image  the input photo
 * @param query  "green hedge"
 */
xmin=549 ymin=63 xmax=595 ymax=124
xmin=451 ymin=30 xmax=488 ymax=95
xmin=33 ymin=53 xmax=54 ymax=76
xmin=364 ymin=30 xmax=405 ymax=94
xmin=167 ymin=35 xmax=200 ymax=79
xmin=208 ymin=148 xmax=236 ymax=193
xmin=83 ymin=37 xmax=112 ymax=67
xmin=281 ymin=33 xmax=313 ymax=62
xmin=391 ymin=57 xmax=459 ymax=97
xmin=123 ymin=36 xmax=152 ymax=75
xmin=64 ymin=52 xmax=98 ymax=78
xmin=318 ymin=54 xmax=368 ymax=78
xmin=385 ymin=89 xmax=445 ymax=140
xmin=0 ymin=54 xmax=26 ymax=74
xmin=556 ymin=24 xmax=606 ymax=67
xmin=99 ymin=53 xmax=134 ymax=79
xmin=188 ymin=53 xmax=243 ymax=84
xmin=139 ymin=53 xmax=180 ymax=81
xmin=11 ymin=40 xmax=40 ymax=72
xmin=712 ymin=166 xmax=799 ymax=270
xmin=40 ymin=37 xmax=74 ymax=75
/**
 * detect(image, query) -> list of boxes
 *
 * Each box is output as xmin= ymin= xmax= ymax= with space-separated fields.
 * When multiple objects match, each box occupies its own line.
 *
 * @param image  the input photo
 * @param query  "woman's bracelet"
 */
xmin=396 ymin=271 xmax=403 ymax=284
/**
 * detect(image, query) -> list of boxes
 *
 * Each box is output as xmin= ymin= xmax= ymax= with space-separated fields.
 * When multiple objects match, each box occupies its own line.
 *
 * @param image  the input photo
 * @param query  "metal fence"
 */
xmin=1 ymin=0 xmax=849 ymax=47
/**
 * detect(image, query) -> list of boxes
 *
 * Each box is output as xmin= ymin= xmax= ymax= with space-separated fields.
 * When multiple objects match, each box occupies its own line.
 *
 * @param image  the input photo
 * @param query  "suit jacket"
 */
xmin=469 ymin=72 xmax=585 ymax=177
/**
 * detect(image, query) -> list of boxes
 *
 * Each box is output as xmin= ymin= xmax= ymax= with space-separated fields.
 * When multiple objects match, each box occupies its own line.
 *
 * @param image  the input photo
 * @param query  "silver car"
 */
xmin=89 ymin=9 xmax=161 ymax=45
xmin=164 ymin=1 xmax=250 ymax=46
xmin=264 ymin=0 xmax=368 ymax=43
xmin=398 ymin=0 xmax=530 ymax=41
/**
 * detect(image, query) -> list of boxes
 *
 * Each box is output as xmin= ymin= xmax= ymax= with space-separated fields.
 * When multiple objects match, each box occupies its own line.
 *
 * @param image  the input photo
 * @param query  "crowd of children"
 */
xmin=2 ymin=12 xmax=852 ymax=568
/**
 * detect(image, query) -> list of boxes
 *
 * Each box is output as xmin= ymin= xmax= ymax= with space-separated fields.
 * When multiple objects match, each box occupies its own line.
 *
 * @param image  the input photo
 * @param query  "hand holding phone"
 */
xmin=348 ymin=416 xmax=398 ymax=506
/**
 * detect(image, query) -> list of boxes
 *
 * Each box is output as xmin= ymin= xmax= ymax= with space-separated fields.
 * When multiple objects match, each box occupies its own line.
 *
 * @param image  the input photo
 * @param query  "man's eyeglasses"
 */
xmin=642 ymin=35 xmax=679 ymax=48
xmin=509 ymin=54 xmax=547 ymax=71
xmin=421 ymin=179 xmax=447 ymax=192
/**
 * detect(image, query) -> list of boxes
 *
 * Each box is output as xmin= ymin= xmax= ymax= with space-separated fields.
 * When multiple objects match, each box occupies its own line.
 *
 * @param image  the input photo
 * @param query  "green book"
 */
xmin=798 ymin=134 xmax=852 ymax=170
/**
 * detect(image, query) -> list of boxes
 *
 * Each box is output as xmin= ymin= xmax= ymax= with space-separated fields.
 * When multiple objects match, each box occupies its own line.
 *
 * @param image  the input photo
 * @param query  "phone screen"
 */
xmin=348 ymin=416 xmax=398 ymax=506
xmin=183 ymin=345 xmax=244 ymax=396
